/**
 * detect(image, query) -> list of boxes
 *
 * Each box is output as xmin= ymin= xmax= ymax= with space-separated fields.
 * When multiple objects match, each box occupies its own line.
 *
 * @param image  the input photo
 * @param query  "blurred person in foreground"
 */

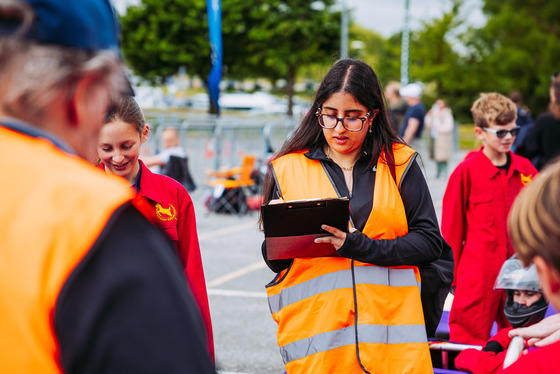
xmin=260 ymin=59 xmax=452 ymax=373
xmin=97 ymin=96 xmax=213 ymax=359
xmin=442 ymin=93 xmax=538 ymax=345
xmin=0 ymin=0 xmax=215 ymax=372
xmin=501 ymin=162 xmax=560 ymax=373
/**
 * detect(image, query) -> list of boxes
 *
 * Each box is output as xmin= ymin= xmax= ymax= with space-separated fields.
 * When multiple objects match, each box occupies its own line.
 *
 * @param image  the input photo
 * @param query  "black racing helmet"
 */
xmin=494 ymin=255 xmax=549 ymax=328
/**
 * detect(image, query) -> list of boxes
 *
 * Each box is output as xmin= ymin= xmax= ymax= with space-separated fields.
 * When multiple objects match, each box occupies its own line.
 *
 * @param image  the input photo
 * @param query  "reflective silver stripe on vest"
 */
xmin=280 ymin=324 xmax=427 ymax=363
xmin=268 ymin=266 xmax=418 ymax=314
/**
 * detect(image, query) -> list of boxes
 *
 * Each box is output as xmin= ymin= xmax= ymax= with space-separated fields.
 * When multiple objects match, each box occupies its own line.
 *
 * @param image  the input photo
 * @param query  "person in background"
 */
xmin=442 ymin=92 xmax=538 ymax=345
xmin=384 ymin=81 xmax=408 ymax=132
xmin=97 ymin=96 xmax=214 ymax=360
xmin=425 ymin=99 xmax=454 ymax=179
xmin=454 ymin=255 xmax=549 ymax=373
xmin=399 ymin=82 xmax=427 ymax=153
xmin=0 ymin=0 xmax=214 ymax=372
xmin=259 ymin=59 xmax=451 ymax=373
xmin=502 ymin=162 xmax=560 ymax=373
xmin=142 ymin=126 xmax=186 ymax=173
xmin=508 ymin=90 xmax=533 ymax=154
xmin=522 ymin=73 xmax=560 ymax=170
xmin=142 ymin=126 xmax=197 ymax=191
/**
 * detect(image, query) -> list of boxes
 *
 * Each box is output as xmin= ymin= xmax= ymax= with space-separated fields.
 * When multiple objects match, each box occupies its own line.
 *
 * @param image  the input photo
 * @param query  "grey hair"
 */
xmin=0 ymin=0 xmax=126 ymax=125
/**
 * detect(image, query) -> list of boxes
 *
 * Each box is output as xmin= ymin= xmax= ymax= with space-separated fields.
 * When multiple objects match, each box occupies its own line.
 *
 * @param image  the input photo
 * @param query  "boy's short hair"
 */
xmin=508 ymin=163 xmax=560 ymax=270
xmin=471 ymin=92 xmax=517 ymax=128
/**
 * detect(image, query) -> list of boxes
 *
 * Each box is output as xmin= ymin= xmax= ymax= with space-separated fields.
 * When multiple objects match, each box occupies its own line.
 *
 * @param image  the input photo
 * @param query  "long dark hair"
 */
xmin=259 ymin=59 xmax=402 ymax=224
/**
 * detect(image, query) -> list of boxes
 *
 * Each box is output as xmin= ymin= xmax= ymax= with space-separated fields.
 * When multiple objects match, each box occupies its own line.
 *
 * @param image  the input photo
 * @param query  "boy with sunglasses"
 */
xmin=442 ymin=93 xmax=538 ymax=345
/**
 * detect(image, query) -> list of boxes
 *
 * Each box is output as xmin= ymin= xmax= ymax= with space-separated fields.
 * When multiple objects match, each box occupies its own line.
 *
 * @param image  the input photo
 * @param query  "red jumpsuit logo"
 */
xmin=155 ymin=203 xmax=177 ymax=221
xmin=520 ymin=173 xmax=532 ymax=186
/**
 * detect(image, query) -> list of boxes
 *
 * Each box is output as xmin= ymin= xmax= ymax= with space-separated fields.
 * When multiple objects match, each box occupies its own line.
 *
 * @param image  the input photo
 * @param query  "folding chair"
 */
xmin=205 ymin=155 xmax=256 ymax=214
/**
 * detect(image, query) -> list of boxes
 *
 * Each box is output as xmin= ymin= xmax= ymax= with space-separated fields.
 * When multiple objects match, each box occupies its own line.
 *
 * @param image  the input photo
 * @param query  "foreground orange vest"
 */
xmin=0 ymin=127 xmax=134 ymax=372
xmin=266 ymin=144 xmax=432 ymax=373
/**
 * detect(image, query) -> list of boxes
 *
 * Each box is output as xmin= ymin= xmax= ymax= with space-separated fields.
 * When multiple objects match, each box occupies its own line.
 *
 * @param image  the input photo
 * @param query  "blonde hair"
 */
xmin=470 ymin=92 xmax=517 ymax=128
xmin=508 ymin=163 xmax=560 ymax=270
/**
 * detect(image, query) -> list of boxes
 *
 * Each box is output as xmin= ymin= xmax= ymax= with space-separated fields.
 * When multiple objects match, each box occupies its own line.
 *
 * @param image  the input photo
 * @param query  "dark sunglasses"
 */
xmin=482 ymin=127 xmax=521 ymax=139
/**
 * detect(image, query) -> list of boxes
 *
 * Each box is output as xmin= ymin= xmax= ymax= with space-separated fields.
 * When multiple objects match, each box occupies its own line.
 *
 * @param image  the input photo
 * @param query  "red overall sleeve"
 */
xmin=502 ymin=341 xmax=560 ymax=373
xmin=177 ymin=193 xmax=215 ymax=362
xmin=455 ymin=328 xmax=512 ymax=374
xmin=442 ymin=163 xmax=468 ymax=287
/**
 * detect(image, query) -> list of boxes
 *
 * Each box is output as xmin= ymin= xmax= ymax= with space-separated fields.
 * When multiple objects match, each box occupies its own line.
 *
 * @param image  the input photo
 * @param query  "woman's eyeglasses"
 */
xmin=315 ymin=108 xmax=379 ymax=132
xmin=482 ymin=127 xmax=521 ymax=139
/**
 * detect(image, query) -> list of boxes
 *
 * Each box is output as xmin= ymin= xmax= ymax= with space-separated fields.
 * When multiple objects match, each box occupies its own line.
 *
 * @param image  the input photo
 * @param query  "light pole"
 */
xmin=340 ymin=0 xmax=348 ymax=59
xmin=400 ymin=0 xmax=410 ymax=86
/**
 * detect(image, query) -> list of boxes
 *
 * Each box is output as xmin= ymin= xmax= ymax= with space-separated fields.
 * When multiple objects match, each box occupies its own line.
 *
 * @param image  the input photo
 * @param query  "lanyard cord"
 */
xmin=322 ymin=160 xmax=370 ymax=373
xmin=351 ymin=259 xmax=372 ymax=374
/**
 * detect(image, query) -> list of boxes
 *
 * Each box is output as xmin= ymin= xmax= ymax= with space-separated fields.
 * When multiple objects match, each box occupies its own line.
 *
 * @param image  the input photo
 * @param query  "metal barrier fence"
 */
xmin=144 ymin=113 xmax=299 ymax=191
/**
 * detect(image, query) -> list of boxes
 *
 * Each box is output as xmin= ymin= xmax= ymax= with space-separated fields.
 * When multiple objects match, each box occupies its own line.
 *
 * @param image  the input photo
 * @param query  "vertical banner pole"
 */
xmin=207 ymin=0 xmax=222 ymax=115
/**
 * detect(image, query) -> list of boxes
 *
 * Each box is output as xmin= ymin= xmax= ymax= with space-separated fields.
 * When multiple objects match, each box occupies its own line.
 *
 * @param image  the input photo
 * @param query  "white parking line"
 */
xmin=207 ymin=289 xmax=267 ymax=298
xmin=206 ymin=261 xmax=267 ymax=288
xmin=198 ymin=221 xmax=257 ymax=241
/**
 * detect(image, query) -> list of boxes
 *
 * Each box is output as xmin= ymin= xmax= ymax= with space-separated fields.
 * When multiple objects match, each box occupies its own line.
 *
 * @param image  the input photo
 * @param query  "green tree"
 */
xmin=234 ymin=0 xmax=341 ymax=115
xmin=375 ymin=32 xmax=402 ymax=86
xmin=410 ymin=1 xmax=462 ymax=98
xmin=406 ymin=0 xmax=481 ymax=120
xmin=121 ymin=0 xmax=341 ymax=115
xmin=348 ymin=24 xmax=387 ymax=77
xmin=121 ymin=0 xmax=210 ymax=85
xmin=465 ymin=0 xmax=560 ymax=115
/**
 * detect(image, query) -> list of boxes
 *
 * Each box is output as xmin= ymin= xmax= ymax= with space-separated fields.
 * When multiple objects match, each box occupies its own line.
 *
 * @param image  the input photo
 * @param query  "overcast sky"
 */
xmin=346 ymin=0 xmax=486 ymax=37
xmin=112 ymin=0 xmax=486 ymax=38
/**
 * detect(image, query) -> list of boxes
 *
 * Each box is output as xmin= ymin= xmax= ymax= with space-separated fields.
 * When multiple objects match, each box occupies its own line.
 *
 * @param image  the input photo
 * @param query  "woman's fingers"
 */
xmin=314 ymin=224 xmax=347 ymax=250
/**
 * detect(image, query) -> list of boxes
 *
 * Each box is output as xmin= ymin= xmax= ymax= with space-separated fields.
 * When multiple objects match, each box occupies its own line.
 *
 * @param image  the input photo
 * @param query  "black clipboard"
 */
xmin=261 ymin=198 xmax=349 ymax=260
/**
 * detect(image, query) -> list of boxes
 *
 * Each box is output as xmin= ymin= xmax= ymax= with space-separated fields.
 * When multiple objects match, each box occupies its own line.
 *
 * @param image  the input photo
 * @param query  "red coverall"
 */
xmin=442 ymin=148 xmax=537 ymax=344
xmin=455 ymin=327 xmax=513 ymax=373
xmin=501 ymin=341 xmax=560 ymax=373
xmin=100 ymin=161 xmax=214 ymax=360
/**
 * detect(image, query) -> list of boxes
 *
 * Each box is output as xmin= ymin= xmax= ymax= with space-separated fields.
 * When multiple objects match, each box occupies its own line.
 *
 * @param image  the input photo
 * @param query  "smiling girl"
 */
xmin=96 ymin=96 xmax=214 ymax=360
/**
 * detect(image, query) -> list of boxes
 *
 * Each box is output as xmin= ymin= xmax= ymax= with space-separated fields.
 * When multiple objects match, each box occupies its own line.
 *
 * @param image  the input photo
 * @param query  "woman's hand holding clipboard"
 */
xmin=261 ymin=197 xmax=349 ymax=260
xmin=314 ymin=224 xmax=357 ymax=251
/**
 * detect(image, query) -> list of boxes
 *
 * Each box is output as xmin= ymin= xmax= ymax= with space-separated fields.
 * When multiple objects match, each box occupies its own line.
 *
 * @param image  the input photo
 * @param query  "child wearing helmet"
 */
xmin=454 ymin=255 xmax=549 ymax=373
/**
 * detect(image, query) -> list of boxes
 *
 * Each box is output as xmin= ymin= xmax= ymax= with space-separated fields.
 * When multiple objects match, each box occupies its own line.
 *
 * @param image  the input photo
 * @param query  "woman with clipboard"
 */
xmin=259 ymin=59 xmax=451 ymax=374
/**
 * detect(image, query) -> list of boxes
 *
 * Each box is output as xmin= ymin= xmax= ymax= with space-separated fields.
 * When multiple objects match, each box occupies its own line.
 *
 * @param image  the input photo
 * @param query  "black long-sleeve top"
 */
xmin=522 ymin=112 xmax=560 ymax=170
xmin=262 ymin=147 xmax=445 ymax=272
xmin=56 ymin=204 xmax=216 ymax=374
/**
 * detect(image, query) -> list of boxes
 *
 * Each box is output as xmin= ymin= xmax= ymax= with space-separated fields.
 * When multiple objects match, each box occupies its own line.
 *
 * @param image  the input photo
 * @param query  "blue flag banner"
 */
xmin=207 ymin=0 xmax=222 ymax=114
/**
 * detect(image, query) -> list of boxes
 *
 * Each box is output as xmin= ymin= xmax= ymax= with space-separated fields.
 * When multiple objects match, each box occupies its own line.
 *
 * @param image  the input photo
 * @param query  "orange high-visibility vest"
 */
xmin=0 ymin=127 xmax=135 ymax=372
xmin=266 ymin=144 xmax=432 ymax=373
